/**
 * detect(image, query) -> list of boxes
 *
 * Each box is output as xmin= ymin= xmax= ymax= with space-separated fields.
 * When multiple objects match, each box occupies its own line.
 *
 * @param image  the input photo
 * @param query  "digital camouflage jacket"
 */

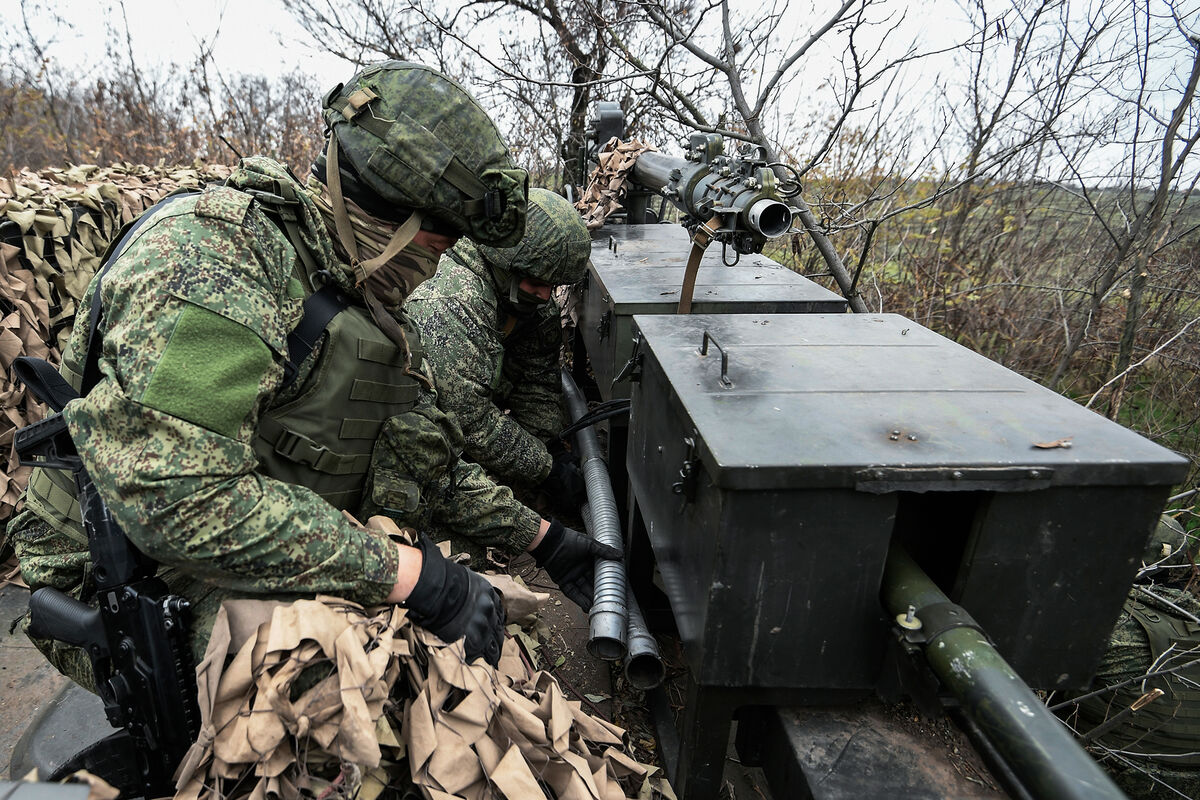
xmin=8 ymin=158 xmax=540 ymax=675
xmin=405 ymin=240 xmax=565 ymax=487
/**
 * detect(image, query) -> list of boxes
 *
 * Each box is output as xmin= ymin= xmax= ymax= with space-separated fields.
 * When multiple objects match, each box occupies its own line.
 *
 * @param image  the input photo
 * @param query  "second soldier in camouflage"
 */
xmin=406 ymin=189 xmax=591 ymax=516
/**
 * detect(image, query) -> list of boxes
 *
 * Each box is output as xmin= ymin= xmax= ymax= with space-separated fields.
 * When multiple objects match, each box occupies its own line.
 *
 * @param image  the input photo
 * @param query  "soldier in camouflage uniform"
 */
xmin=1058 ymin=515 xmax=1200 ymax=800
xmin=406 ymin=189 xmax=589 ymax=515
xmin=6 ymin=62 xmax=617 ymax=689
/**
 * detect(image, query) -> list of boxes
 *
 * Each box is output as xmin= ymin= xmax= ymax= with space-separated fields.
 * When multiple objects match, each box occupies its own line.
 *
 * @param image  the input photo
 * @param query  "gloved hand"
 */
xmin=537 ymin=440 xmax=586 ymax=512
xmin=403 ymin=535 xmax=505 ymax=666
xmin=531 ymin=519 xmax=623 ymax=612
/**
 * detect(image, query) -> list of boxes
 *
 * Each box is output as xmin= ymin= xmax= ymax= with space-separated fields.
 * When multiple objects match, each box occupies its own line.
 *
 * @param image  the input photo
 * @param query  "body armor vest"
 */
xmin=25 ymin=185 xmax=424 ymax=535
xmin=252 ymin=297 xmax=423 ymax=510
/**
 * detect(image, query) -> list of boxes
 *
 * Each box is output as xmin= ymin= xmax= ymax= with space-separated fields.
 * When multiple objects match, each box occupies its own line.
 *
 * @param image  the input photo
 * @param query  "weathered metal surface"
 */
xmin=577 ymin=224 xmax=846 ymax=403
xmin=626 ymin=312 xmax=1186 ymax=691
xmin=631 ymin=313 xmax=1186 ymax=491
xmin=739 ymin=703 xmax=1006 ymax=800
xmin=881 ymin=546 xmax=1126 ymax=800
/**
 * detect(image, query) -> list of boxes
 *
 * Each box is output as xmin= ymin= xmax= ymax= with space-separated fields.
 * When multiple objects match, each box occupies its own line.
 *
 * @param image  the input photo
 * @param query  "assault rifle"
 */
xmin=13 ymin=357 xmax=200 ymax=798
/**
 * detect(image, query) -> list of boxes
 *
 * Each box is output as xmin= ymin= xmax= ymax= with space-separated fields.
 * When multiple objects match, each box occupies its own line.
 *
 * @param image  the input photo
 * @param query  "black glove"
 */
xmin=531 ymin=519 xmax=623 ymax=612
xmin=403 ymin=535 xmax=505 ymax=666
xmin=537 ymin=441 xmax=586 ymax=512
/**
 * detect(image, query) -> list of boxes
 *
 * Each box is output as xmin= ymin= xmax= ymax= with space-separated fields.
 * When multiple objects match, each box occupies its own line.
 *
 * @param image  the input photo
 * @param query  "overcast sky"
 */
xmin=27 ymin=0 xmax=356 ymax=87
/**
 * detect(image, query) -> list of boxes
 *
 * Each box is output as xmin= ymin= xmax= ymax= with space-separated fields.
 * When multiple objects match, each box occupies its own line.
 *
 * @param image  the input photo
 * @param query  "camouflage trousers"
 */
xmin=7 ymin=512 xmax=306 ymax=693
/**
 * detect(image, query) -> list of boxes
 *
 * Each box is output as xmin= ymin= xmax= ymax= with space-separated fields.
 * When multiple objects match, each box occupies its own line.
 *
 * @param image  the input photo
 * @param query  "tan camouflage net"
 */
xmin=0 ymin=162 xmax=232 ymax=521
xmin=174 ymin=589 xmax=668 ymax=800
xmin=574 ymin=139 xmax=656 ymax=231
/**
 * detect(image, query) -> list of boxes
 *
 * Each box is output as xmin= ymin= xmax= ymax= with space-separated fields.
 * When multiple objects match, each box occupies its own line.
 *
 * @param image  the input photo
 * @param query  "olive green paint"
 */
xmin=143 ymin=304 xmax=273 ymax=438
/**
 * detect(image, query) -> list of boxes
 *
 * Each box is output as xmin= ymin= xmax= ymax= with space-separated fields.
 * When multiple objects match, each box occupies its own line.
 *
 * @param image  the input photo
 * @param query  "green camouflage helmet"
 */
xmin=321 ymin=61 xmax=528 ymax=247
xmin=1141 ymin=513 xmax=1196 ymax=574
xmin=476 ymin=188 xmax=590 ymax=285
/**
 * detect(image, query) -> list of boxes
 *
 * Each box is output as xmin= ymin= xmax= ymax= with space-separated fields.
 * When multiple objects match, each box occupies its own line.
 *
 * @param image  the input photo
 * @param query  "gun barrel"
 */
xmin=630 ymin=151 xmax=683 ymax=193
xmin=882 ymin=545 xmax=1125 ymax=800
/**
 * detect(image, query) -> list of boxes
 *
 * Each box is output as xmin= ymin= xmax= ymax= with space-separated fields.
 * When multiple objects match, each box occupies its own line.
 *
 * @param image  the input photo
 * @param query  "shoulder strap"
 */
xmin=230 ymin=182 xmax=355 ymax=391
xmin=280 ymin=283 xmax=352 ymax=390
xmin=239 ymin=179 xmax=323 ymax=280
xmin=13 ymin=356 xmax=79 ymax=412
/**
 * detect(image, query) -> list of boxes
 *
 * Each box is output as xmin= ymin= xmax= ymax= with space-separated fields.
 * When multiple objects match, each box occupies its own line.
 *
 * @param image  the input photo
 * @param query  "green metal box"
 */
xmin=627 ymin=312 xmax=1188 ymax=691
xmin=575 ymin=224 xmax=847 ymax=401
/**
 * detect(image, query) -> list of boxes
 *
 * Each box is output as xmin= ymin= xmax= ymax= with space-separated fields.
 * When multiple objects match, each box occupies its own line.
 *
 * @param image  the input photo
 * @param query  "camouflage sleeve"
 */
xmin=407 ymin=292 xmax=554 ymax=486
xmin=60 ymin=200 xmax=398 ymax=606
xmin=360 ymin=371 xmax=542 ymax=555
xmin=502 ymin=300 xmax=567 ymax=445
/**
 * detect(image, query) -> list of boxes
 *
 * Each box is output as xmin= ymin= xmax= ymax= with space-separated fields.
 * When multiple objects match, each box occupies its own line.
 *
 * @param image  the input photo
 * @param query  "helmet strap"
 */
xmin=353 ymin=212 xmax=422 ymax=284
xmin=325 ymin=135 xmax=360 ymax=266
xmin=324 ymin=135 xmax=423 ymax=285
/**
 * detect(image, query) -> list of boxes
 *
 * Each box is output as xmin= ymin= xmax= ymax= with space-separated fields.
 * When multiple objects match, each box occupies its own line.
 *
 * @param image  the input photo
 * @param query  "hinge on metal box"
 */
xmin=613 ymin=331 xmax=643 ymax=385
xmin=597 ymin=309 xmax=612 ymax=340
xmin=671 ymin=435 xmax=700 ymax=508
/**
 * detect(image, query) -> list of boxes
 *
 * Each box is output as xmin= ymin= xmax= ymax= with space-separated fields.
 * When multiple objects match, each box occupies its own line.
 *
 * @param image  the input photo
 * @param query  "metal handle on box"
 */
xmin=698 ymin=330 xmax=733 ymax=388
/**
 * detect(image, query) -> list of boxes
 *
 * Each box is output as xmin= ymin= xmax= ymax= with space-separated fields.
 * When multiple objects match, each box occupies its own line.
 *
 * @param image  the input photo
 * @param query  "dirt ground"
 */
xmin=0 ymin=552 xmax=1001 ymax=799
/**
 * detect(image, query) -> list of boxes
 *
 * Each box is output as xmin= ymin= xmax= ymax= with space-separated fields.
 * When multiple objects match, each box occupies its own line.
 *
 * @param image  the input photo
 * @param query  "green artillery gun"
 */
xmin=571 ymin=103 xmax=1189 ymax=800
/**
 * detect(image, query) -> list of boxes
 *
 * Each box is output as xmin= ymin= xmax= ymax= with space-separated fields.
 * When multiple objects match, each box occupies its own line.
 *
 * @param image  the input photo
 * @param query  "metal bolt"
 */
xmin=1030 ymin=470 xmax=1041 ymax=479
xmin=907 ymin=434 xmax=918 ymax=441
xmin=889 ymin=434 xmax=899 ymax=441
xmin=892 ymin=430 xmax=901 ymax=436
xmin=952 ymin=470 xmax=963 ymax=479
xmin=896 ymin=605 xmax=922 ymax=631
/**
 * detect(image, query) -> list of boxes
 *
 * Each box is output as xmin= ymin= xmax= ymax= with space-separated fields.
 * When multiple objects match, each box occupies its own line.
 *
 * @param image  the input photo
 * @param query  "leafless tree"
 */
xmin=1043 ymin=4 xmax=1200 ymax=400
xmin=282 ymin=0 xmax=645 ymax=188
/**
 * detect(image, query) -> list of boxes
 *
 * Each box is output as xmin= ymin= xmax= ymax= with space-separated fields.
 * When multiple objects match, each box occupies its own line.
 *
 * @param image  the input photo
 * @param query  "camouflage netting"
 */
xmin=0 ymin=162 xmax=232 ymax=522
xmin=574 ymin=139 xmax=655 ymax=231
xmin=175 ymin=586 xmax=667 ymax=800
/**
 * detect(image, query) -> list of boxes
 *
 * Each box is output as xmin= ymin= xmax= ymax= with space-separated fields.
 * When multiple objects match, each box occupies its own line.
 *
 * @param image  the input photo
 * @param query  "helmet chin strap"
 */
xmin=325 ymin=135 xmax=423 ymax=285
xmin=323 ymin=134 xmax=433 ymax=390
